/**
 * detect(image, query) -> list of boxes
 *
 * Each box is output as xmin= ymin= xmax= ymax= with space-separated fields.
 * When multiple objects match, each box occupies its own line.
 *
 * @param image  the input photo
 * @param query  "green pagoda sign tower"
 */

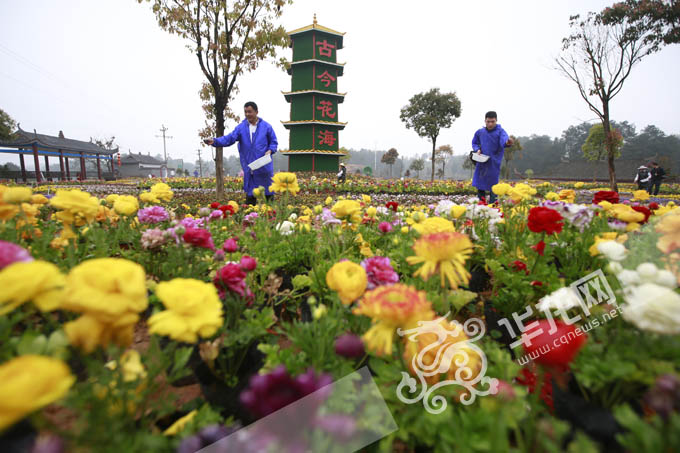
xmin=281 ymin=15 xmax=347 ymax=172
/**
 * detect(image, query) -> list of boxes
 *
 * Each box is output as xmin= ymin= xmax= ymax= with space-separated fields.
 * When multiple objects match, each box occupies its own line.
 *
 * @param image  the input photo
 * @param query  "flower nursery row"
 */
xmin=0 ymin=175 xmax=679 ymax=452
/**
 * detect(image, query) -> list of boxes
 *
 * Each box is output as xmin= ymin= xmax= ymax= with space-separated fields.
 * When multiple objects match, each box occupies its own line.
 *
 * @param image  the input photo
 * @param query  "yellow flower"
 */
xmin=365 ymin=206 xmax=377 ymax=218
xmin=105 ymin=193 xmax=120 ymax=205
xmin=656 ymin=210 xmax=680 ymax=254
xmin=148 ymin=279 xmax=224 ymax=343
xmin=139 ymin=191 xmax=159 ymax=204
xmin=507 ymin=183 xmax=537 ymax=202
xmin=150 ymin=183 xmax=173 ymax=202
xmin=228 ymin=200 xmax=239 ymax=213
xmin=362 ymin=194 xmax=372 ymax=204
xmin=64 ymin=314 xmax=136 ymax=353
xmin=544 ymin=192 xmax=560 ymax=201
xmin=609 ymin=204 xmax=645 ymax=224
xmin=30 ymin=194 xmax=48 ymax=205
xmin=269 ymin=172 xmax=300 ymax=195
xmin=2 ymin=187 xmax=32 ymax=204
xmin=405 ymin=211 xmax=427 ymax=225
xmin=589 ymin=232 xmax=622 ymax=256
xmin=450 ymin=205 xmax=466 ymax=219
xmin=331 ymin=200 xmax=362 ymax=224
xmin=558 ymin=189 xmax=575 ymax=203
xmin=0 ymin=355 xmax=75 ymax=431
xmin=163 ymin=410 xmax=198 ymax=436
xmin=113 ymin=195 xmax=139 ymax=216
xmin=324 ymin=196 xmax=333 ymax=206
xmin=50 ymin=189 xmax=100 ymax=225
xmin=61 ymin=258 xmax=148 ymax=322
xmin=326 ymin=261 xmax=368 ymax=305
xmin=406 ymin=232 xmax=473 ymax=288
xmin=632 ymin=190 xmax=650 ymax=201
xmin=411 ymin=216 xmax=455 ymax=235
xmin=403 ymin=317 xmax=480 ymax=386
xmin=353 ymin=284 xmax=435 ymax=356
xmin=253 ymin=187 xmax=263 ymax=197
xmin=106 ymin=350 xmax=147 ymax=382
xmin=96 ymin=205 xmax=119 ymax=223
xmin=401 ymin=226 xmax=410 ymax=234
xmin=574 ymin=182 xmax=584 ymax=188
xmin=360 ymin=242 xmax=374 ymax=257
xmin=312 ymin=304 xmax=328 ymax=320
xmin=0 ymin=261 xmax=65 ymax=314
xmin=492 ymin=183 xmax=512 ymax=196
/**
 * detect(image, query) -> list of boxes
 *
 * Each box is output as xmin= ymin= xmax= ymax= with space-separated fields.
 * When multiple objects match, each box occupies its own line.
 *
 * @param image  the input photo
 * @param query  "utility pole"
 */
xmin=155 ymin=124 xmax=173 ymax=164
xmin=197 ymin=149 xmax=203 ymax=177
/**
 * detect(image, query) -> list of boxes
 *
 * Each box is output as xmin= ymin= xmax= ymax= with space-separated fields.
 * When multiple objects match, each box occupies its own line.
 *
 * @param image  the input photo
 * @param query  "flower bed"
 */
xmin=1 ymin=177 xmax=679 ymax=452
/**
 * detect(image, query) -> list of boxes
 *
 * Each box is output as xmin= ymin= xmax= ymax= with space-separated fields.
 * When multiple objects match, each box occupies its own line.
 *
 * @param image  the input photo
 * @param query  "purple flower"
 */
xmin=223 ymin=238 xmax=238 ymax=253
xmin=0 ymin=240 xmax=33 ymax=270
xmin=319 ymin=208 xmax=341 ymax=226
xmin=334 ymin=333 xmax=365 ymax=358
xmin=209 ymin=209 xmax=223 ymax=221
xmin=137 ymin=206 xmax=169 ymax=224
xmin=607 ymin=218 xmax=628 ymax=230
xmin=361 ymin=256 xmax=399 ymax=290
xmin=643 ymin=374 xmax=680 ymax=420
xmin=243 ymin=212 xmax=259 ymax=226
xmin=179 ymin=217 xmax=204 ymax=229
xmin=316 ymin=414 xmax=357 ymax=441
xmin=31 ymin=434 xmax=64 ymax=453
xmin=378 ymin=221 xmax=393 ymax=233
xmin=540 ymin=200 xmax=566 ymax=211
xmin=240 ymin=255 xmax=257 ymax=272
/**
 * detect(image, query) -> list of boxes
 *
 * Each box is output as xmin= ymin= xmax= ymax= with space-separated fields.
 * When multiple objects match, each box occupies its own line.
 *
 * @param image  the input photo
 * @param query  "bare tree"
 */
xmin=556 ymin=12 xmax=656 ymax=191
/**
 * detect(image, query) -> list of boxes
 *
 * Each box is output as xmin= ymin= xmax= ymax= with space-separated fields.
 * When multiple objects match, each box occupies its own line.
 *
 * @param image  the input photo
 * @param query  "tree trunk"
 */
xmin=430 ymin=138 xmax=437 ymax=182
xmin=215 ymin=107 xmax=225 ymax=198
xmin=602 ymin=107 xmax=618 ymax=192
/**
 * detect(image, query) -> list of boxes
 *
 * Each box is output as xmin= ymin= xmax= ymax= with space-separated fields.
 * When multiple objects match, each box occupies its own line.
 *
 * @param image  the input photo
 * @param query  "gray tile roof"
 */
xmin=121 ymin=152 xmax=166 ymax=165
xmin=0 ymin=126 xmax=116 ymax=155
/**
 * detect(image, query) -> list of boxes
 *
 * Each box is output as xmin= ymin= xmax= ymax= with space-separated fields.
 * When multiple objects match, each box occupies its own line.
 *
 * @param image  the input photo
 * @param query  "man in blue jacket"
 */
xmin=471 ymin=111 xmax=513 ymax=204
xmin=206 ymin=101 xmax=278 ymax=205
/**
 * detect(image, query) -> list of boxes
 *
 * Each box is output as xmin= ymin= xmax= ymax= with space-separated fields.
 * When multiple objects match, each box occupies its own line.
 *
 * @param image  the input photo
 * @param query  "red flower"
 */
xmin=223 ymin=238 xmax=238 ymax=253
xmin=219 ymin=205 xmax=235 ymax=216
xmin=649 ymin=202 xmax=659 ymax=211
xmin=511 ymin=260 xmax=529 ymax=274
xmin=530 ymin=280 xmax=543 ymax=286
xmin=210 ymin=202 xmax=220 ymax=209
xmin=632 ymin=205 xmax=651 ymax=224
xmin=528 ymin=207 xmax=563 ymax=234
xmin=516 ymin=368 xmax=554 ymax=412
xmin=386 ymin=201 xmax=399 ymax=212
xmin=183 ymin=228 xmax=215 ymax=250
xmin=523 ymin=320 xmax=587 ymax=368
xmin=592 ymin=190 xmax=619 ymax=204
xmin=239 ymin=255 xmax=257 ymax=272
xmin=531 ymin=240 xmax=546 ymax=256
xmin=214 ymin=262 xmax=251 ymax=299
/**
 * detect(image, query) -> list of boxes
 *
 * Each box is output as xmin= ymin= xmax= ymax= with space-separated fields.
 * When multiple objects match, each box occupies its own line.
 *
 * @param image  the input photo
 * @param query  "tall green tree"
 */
xmin=434 ymin=144 xmax=453 ymax=179
xmin=140 ymin=0 xmax=291 ymax=197
xmin=600 ymin=0 xmax=680 ymax=50
xmin=556 ymin=11 xmax=656 ymax=191
xmin=0 ymin=108 xmax=17 ymax=141
xmin=381 ymin=148 xmax=399 ymax=177
xmin=399 ymin=88 xmax=462 ymax=182
xmin=409 ymin=158 xmax=425 ymax=179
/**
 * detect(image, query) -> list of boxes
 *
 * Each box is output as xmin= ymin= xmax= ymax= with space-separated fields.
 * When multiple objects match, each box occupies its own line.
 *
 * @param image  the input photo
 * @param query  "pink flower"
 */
xmin=223 ymin=238 xmax=238 ymax=253
xmin=214 ymin=262 xmax=252 ymax=300
xmin=334 ymin=333 xmax=365 ymax=358
xmin=0 ymin=240 xmax=33 ymax=270
xmin=137 ymin=206 xmax=169 ymax=224
xmin=378 ymin=221 xmax=393 ymax=233
xmin=183 ymin=228 xmax=215 ymax=250
xmin=239 ymin=255 xmax=257 ymax=272
xmin=360 ymin=256 xmax=399 ymax=290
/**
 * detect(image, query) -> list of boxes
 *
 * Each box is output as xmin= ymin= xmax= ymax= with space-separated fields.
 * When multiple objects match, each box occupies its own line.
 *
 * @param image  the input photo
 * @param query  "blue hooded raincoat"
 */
xmin=471 ymin=124 xmax=509 ymax=191
xmin=213 ymin=118 xmax=278 ymax=196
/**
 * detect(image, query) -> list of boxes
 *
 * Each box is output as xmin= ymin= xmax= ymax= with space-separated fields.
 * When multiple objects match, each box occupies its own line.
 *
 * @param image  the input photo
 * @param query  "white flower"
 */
xmin=288 ymin=213 xmax=298 ymax=221
xmin=606 ymin=262 xmax=623 ymax=275
xmin=636 ymin=262 xmax=659 ymax=284
xmin=276 ymin=221 xmax=295 ymax=235
xmin=656 ymin=270 xmax=678 ymax=289
xmin=597 ymin=241 xmax=627 ymax=261
xmin=617 ymin=270 xmax=641 ymax=287
xmin=376 ymin=206 xmax=389 ymax=216
xmin=622 ymin=283 xmax=680 ymax=335
xmin=536 ymin=287 xmax=582 ymax=312
xmin=434 ymin=200 xmax=455 ymax=217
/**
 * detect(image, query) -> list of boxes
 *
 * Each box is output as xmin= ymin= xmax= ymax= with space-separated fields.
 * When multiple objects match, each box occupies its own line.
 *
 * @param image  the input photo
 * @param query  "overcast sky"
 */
xmin=1 ymin=0 xmax=679 ymax=167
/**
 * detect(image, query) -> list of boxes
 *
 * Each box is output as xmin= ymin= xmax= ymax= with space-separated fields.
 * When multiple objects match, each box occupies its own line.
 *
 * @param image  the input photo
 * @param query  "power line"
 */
xmin=155 ymin=124 xmax=173 ymax=164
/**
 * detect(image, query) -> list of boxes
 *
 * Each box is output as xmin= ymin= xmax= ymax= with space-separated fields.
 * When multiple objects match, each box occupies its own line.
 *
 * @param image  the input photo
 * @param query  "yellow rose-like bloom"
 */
xmin=411 ymin=216 xmax=455 ymax=235
xmin=450 ymin=205 xmax=466 ymax=219
xmin=507 ymin=183 xmax=537 ymax=202
xmin=64 ymin=314 xmax=137 ymax=354
xmin=113 ymin=195 xmax=139 ymax=216
xmin=2 ymin=187 xmax=32 ymax=204
xmin=269 ymin=172 xmax=300 ymax=195
xmin=632 ymin=190 xmax=650 ymax=201
xmin=227 ymin=200 xmax=239 ymax=213
xmin=324 ymin=196 xmax=333 ymax=206
xmin=252 ymin=187 xmax=263 ymax=197
xmin=362 ymin=194 xmax=372 ymax=204
xmin=544 ymin=192 xmax=560 ymax=201
xmin=574 ymin=182 xmax=584 ymax=188
xmin=163 ymin=410 xmax=198 ymax=436
xmin=326 ymin=261 xmax=368 ymax=305
xmin=365 ymin=207 xmax=377 ymax=218
xmin=139 ymin=191 xmax=160 ymax=204
xmin=148 ymin=279 xmax=224 ymax=343
xmin=106 ymin=350 xmax=147 ymax=382
xmin=609 ymin=204 xmax=645 ymax=224
xmin=331 ymin=200 xmax=362 ymax=224
xmin=61 ymin=258 xmax=148 ymax=322
xmin=0 ymin=261 xmax=65 ymax=314
xmin=405 ymin=211 xmax=427 ymax=225
xmin=353 ymin=284 xmax=435 ymax=356
xmin=30 ymin=194 xmax=48 ymax=205
xmin=150 ymin=182 xmax=173 ymax=202
xmin=95 ymin=205 xmax=119 ymax=223
xmin=656 ymin=210 xmax=680 ymax=254
xmin=105 ymin=193 xmax=121 ymax=205
xmin=558 ymin=189 xmax=575 ymax=203
xmin=403 ymin=318 xmax=481 ymax=386
xmin=406 ymin=232 xmax=473 ymax=289
xmin=0 ymin=355 xmax=75 ymax=431
xmin=492 ymin=183 xmax=511 ymax=196
xmin=50 ymin=189 xmax=100 ymax=225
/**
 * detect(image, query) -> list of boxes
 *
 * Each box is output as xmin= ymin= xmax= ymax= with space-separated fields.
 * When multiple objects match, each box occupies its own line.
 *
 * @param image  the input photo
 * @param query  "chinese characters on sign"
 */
xmin=316 ymin=100 xmax=336 ymax=119
xmin=316 ymin=70 xmax=336 ymax=88
xmin=497 ymin=270 xmax=616 ymax=349
xmin=318 ymin=130 xmax=336 ymax=146
xmin=316 ymin=39 xmax=336 ymax=58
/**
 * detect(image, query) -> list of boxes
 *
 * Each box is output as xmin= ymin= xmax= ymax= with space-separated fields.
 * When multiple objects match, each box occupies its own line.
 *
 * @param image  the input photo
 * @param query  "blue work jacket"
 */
xmin=471 ymin=124 xmax=510 ymax=191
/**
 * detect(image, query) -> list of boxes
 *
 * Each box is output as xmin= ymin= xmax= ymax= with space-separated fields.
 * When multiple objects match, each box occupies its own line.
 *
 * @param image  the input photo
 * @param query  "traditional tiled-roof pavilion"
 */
xmin=0 ymin=126 xmax=117 ymax=182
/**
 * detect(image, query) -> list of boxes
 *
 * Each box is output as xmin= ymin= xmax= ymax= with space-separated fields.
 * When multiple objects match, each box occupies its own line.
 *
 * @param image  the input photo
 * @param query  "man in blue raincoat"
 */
xmin=206 ymin=101 xmax=278 ymax=205
xmin=471 ymin=111 xmax=514 ymax=204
